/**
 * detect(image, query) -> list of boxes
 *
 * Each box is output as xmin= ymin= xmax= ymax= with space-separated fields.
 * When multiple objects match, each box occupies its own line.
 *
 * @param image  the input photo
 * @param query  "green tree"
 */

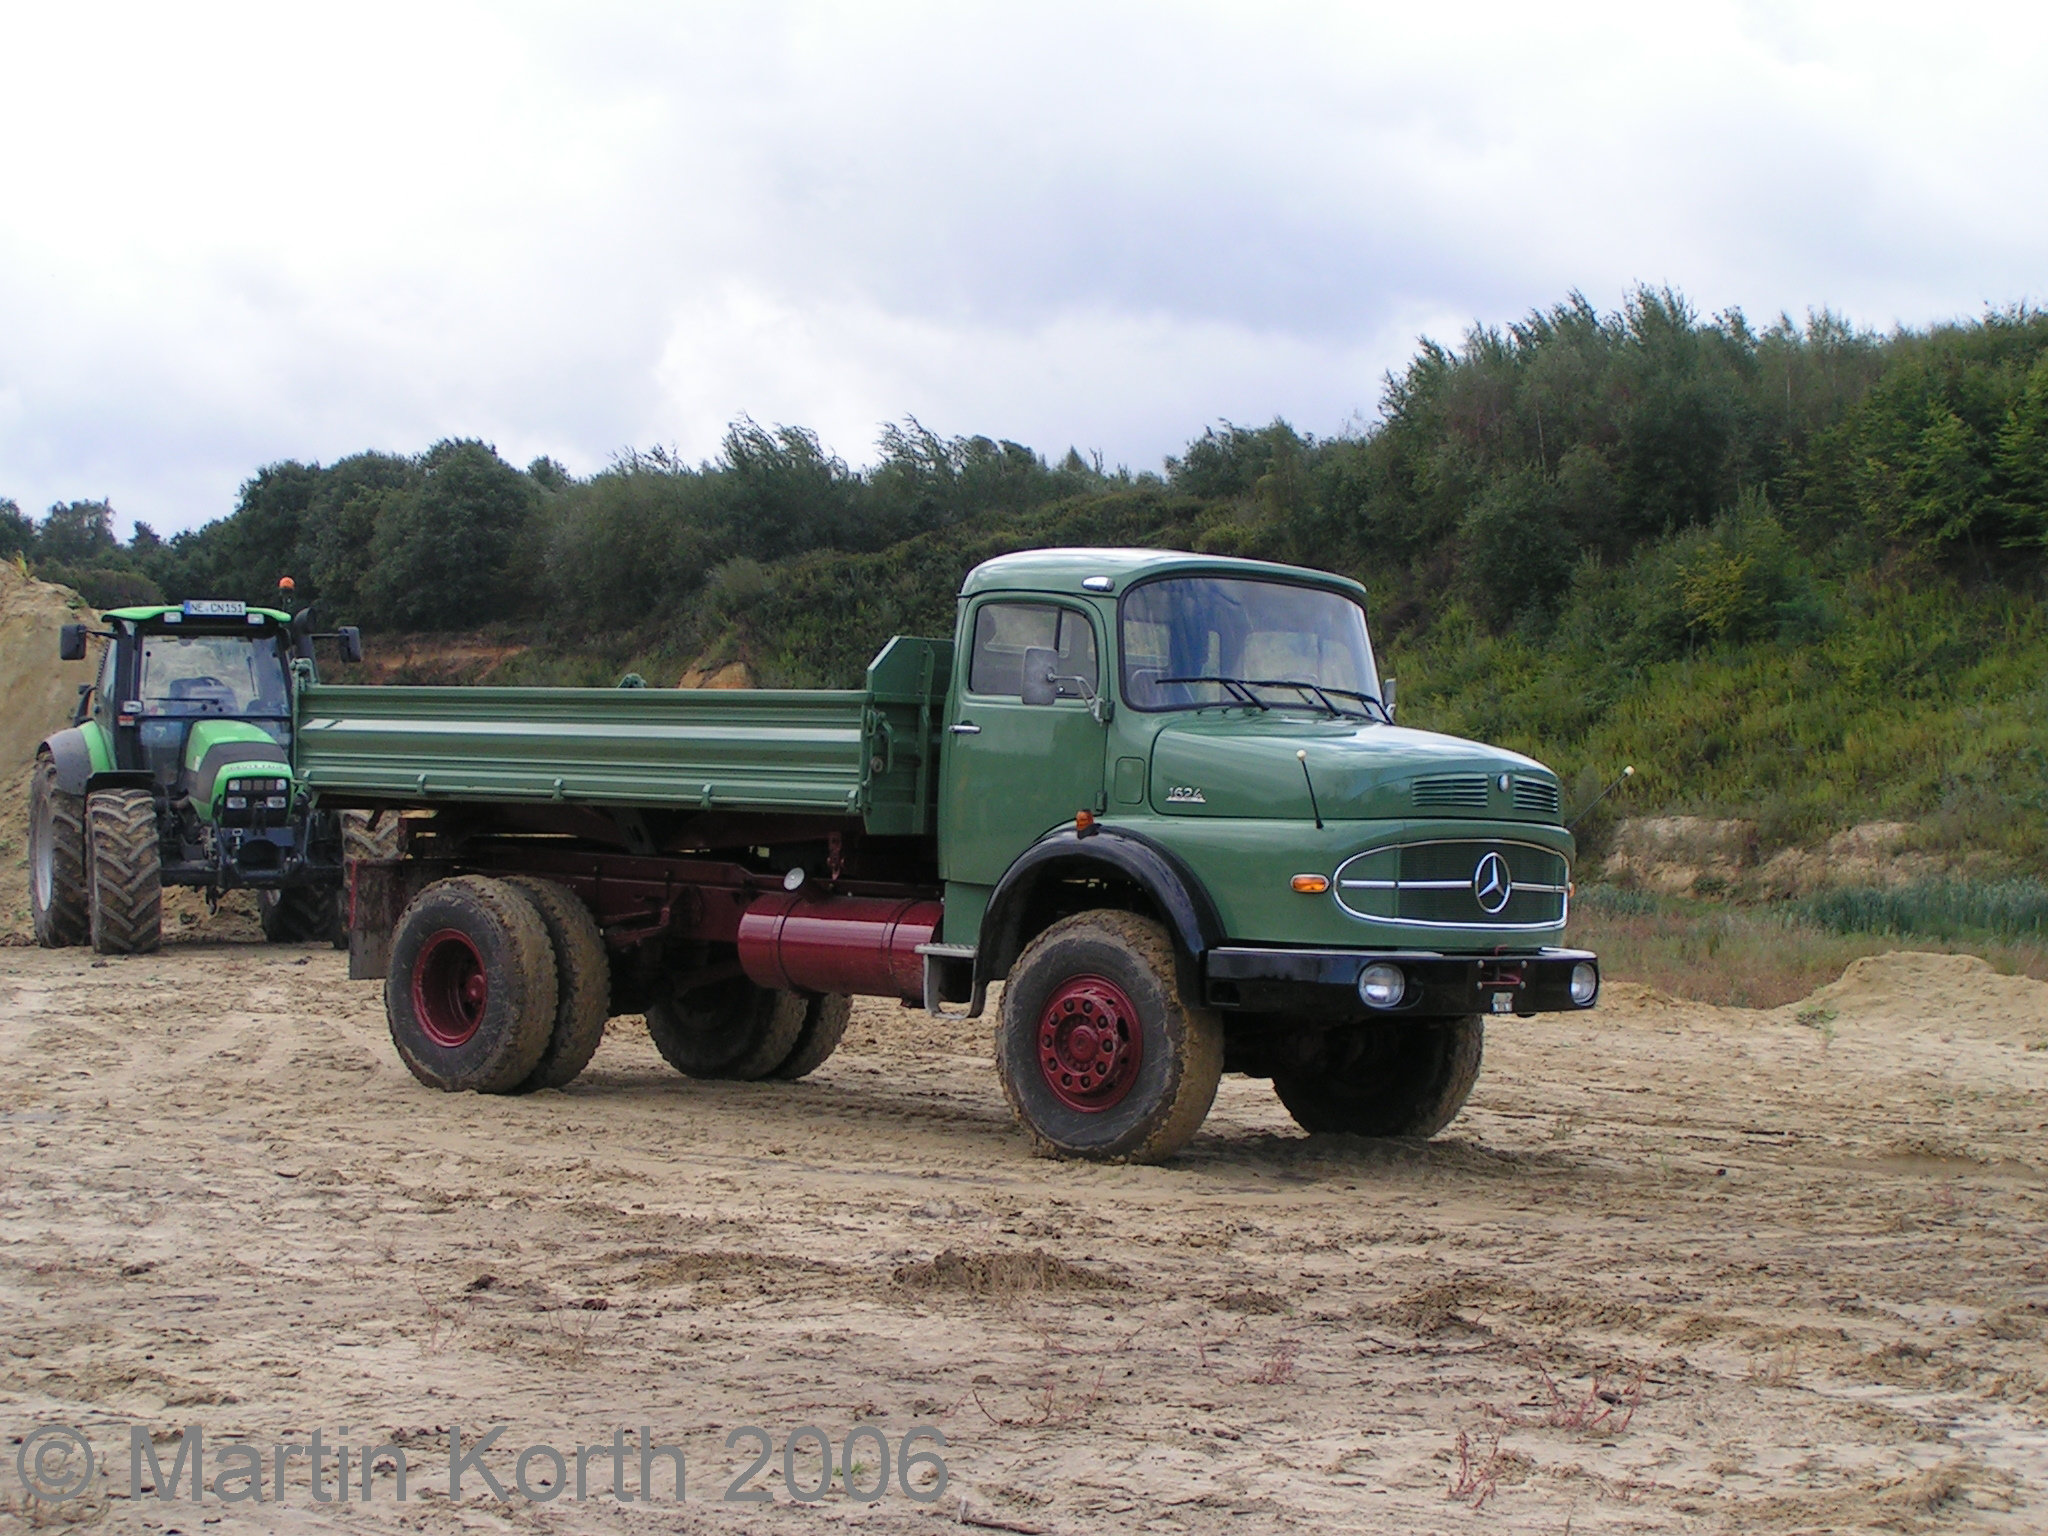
xmin=37 ymin=500 xmax=118 ymax=564
xmin=0 ymin=497 xmax=31 ymax=560
xmin=364 ymin=440 xmax=539 ymax=628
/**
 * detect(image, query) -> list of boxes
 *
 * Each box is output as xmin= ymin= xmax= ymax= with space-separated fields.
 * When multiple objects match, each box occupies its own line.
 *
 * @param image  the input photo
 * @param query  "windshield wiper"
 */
xmin=1239 ymin=679 xmax=1395 ymax=721
xmin=1157 ymin=675 xmax=1269 ymax=711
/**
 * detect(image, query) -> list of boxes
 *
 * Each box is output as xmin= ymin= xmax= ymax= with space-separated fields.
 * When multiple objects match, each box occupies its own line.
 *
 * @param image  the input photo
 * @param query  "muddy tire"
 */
xmin=28 ymin=752 xmax=88 ymax=948
xmin=343 ymin=808 xmax=406 ymax=863
xmin=646 ymin=975 xmax=808 ymax=1081
xmin=385 ymin=876 xmax=558 ymax=1093
xmin=769 ymin=993 xmax=853 ymax=1080
xmin=996 ymin=910 xmax=1223 ymax=1163
xmin=259 ymin=885 xmax=343 ymax=947
xmin=1271 ymin=1016 xmax=1484 ymax=1138
xmin=86 ymin=788 xmax=162 ymax=955
xmin=500 ymin=876 xmax=611 ymax=1091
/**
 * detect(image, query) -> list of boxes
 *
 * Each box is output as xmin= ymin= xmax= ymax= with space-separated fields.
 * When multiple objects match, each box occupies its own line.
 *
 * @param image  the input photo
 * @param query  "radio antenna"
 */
xmin=1567 ymin=765 xmax=1634 ymax=833
xmin=1296 ymin=749 xmax=1324 ymax=830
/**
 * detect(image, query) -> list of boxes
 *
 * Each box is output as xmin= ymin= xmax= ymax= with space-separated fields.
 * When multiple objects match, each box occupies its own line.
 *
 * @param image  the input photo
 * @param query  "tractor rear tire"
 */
xmin=29 ymin=753 xmax=88 ymax=948
xmin=770 ymin=993 xmax=853 ymax=1080
xmin=86 ymin=789 xmax=162 ymax=955
xmin=646 ymin=975 xmax=808 ymax=1081
xmin=385 ymin=876 xmax=558 ymax=1093
xmin=259 ymin=885 xmax=343 ymax=947
xmin=996 ymin=910 xmax=1223 ymax=1163
xmin=500 ymin=876 xmax=611 ymax=1091
xmin=1271 ymin=1016 xmax=1484 ymax=1138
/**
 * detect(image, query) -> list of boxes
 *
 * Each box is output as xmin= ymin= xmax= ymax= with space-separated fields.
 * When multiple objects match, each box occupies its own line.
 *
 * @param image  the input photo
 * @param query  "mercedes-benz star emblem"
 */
xmin=1472 ymin=851 xmax=1513 ymax=914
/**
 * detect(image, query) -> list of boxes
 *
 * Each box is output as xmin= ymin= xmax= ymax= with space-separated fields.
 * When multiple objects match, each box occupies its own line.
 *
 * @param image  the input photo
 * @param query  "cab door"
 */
xmin=939 ymin=598 xmax=1108 ymax=888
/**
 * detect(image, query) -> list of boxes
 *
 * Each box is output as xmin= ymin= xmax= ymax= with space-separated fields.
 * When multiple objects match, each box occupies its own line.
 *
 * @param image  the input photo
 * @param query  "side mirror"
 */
xmin=59 ymin=623 xmax=87 ymax=662
xmin=336 ymin=626 xmax=363 ymax=665
xmin=1019 ymin=647 xmax=1058 ymax=706
xmin=1381 ymin=676 xmax=1396 ymax=720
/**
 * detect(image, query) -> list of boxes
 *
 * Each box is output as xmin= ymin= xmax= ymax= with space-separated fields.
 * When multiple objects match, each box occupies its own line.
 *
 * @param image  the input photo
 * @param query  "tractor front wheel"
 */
xmin=996 ymin=911 xmax=1223 ymax=1163
xmin=28 ymin=753 xmax=87 ymax=948
xmin=86 ymin=789 xmax=162 ymax=955
xmin=259 ymin=885 xmax=344 ymax=947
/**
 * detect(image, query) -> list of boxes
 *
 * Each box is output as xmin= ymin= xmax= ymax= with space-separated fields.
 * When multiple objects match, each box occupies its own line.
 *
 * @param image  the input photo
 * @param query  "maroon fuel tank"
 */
xmin=736 ymin=891 xmax=941 ymax=1002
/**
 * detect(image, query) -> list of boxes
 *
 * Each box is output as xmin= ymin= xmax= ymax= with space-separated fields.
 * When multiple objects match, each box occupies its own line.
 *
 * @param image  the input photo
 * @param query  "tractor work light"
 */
xmin=1570 ymin=962 xmax=1600 ymax=1006
xmin=225 ymin=796 xmax=247 ymax=810
xmin=1358 ymin=962 xmax=1406 ymax=1009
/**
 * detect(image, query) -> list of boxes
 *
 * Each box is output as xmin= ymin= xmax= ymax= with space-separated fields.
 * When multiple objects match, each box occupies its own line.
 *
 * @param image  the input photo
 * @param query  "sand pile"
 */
xmin=0 ymin=564 xmax=96 ymax=940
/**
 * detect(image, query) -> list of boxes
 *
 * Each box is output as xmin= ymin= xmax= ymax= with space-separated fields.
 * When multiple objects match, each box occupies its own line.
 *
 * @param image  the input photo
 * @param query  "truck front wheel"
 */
xmin=385 ymin=876 xmax=558 ymax=1093
xmin=29 ymin=753 xmax=88 ymax=947
xmin=86 ymin=789 xmax=163 ymax=955
xmin=645 ymin=976 xmax=808 ymax=1081
xmin=1271 ymin=1016 xmax=1484 ymax=1138
xmin=996 ymin=911 xmax=1223 ymax=1163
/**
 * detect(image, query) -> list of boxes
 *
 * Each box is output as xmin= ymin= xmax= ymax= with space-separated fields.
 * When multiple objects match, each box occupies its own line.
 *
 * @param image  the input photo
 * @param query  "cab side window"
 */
xmin=968 ymin=603 xmax=1098 ymax=698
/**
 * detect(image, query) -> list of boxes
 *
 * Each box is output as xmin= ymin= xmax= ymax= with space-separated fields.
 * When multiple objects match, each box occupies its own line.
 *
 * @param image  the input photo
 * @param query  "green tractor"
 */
xmin=28 ymin=595 xmax=362 ymax=954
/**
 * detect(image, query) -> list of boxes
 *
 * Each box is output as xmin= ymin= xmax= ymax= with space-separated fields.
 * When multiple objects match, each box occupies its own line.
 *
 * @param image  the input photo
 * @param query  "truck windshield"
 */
xmin=137 ymin=633 xmax=291 ymax=717
xmin=1120 ymin=577 xmax=1381 ymax=714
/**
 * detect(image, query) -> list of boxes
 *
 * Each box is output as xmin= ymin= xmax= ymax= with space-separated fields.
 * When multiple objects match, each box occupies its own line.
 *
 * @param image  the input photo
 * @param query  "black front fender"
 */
xmin=976 ymin=825 xmax=1225 ymax=1012
xmin=39 ymin=729 xmax=95 ymax=796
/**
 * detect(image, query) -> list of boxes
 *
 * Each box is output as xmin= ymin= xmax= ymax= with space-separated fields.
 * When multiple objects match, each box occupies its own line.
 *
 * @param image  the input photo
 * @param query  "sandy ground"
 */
xmin=0 ymin=942 xmax=2045 ymax=1536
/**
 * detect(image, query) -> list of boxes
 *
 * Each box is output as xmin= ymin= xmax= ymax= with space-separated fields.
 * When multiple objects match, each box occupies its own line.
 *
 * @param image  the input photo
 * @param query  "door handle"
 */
xmin=949 ymin=722 xmax=981 ymax=735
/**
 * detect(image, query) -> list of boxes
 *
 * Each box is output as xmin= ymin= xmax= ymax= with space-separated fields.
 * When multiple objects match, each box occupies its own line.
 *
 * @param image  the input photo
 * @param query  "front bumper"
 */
xmin=1204 ymin=945 xmax=1599 ymax=1019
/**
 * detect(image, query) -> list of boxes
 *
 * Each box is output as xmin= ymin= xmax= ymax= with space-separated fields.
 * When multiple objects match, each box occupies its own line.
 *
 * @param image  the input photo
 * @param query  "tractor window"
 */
xmin=137 ymin=634 xmax=291 ymax=717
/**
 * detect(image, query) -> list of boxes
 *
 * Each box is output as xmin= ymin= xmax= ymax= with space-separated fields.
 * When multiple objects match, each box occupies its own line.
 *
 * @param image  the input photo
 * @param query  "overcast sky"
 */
xmin=1 ymin=1 xmax=2043 ymax=537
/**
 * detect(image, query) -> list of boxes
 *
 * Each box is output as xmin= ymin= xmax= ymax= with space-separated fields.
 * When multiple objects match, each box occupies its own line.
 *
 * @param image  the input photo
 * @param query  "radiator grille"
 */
xmin=1334 ymin=840 xmax=1569 ymax=929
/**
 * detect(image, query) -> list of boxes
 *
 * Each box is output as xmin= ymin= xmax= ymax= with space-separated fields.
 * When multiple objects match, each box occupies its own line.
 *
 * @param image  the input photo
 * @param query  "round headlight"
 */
xmin=1358 ymin=962 xmax=1406 ymax=1009
xmin=1569 ymin=961 xmax=1599 ymax=1006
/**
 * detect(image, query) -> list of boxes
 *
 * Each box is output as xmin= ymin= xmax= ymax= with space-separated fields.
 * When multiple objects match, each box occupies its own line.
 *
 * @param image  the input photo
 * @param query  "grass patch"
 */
xmin=1569 ymin=883 xmax=2048 ymax=1008
xmin=1794 ymin=878 xmax=2048 ymax=941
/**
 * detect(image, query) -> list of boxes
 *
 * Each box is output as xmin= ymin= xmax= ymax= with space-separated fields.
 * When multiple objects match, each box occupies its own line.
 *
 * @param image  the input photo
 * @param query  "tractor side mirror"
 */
xmin=1382 ymin=677 xmax=1396 ymax=719
xmin=59 ymin=623 xmax=87 ymax=662
xmin=336 ymin=626 xmax=363 ymax=665
xmin=1019 ymin=646 xmax=1058 ymax=707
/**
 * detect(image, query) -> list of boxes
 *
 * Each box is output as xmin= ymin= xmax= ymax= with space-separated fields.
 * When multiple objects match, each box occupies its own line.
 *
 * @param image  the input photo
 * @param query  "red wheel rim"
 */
xmin=1037 ymin=975 xmax=1144 ymax=1113
xmin=413 ymin=928 xmax=488 ymax=1047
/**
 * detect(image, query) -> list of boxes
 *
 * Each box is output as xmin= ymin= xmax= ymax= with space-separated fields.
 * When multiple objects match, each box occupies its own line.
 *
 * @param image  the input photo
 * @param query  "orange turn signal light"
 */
xmin=1075 ymin=810 xmax=1095 ymax=832
xmin=1290 ymin=873 xmax=1330 ymax=894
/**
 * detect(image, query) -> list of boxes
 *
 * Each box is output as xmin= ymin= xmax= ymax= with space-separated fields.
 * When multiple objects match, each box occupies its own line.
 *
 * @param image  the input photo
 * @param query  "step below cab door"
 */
xmin=939 ymin=596 xmax=1108 ymax=890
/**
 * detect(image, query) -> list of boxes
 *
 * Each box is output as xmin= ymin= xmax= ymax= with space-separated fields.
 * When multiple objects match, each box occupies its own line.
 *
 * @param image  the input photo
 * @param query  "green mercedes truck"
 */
xmin=301 ymin=548 xmax=1597 ymax=1162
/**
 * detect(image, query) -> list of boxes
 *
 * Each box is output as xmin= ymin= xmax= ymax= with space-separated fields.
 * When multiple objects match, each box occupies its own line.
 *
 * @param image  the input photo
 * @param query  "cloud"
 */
xmin=0 ymin=1 xmax=2043 ymax=534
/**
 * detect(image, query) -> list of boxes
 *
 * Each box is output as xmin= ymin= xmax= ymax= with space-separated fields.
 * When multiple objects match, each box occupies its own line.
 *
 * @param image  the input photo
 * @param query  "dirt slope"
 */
xmin=0 ymin=945 xmax=2042 ymax=1533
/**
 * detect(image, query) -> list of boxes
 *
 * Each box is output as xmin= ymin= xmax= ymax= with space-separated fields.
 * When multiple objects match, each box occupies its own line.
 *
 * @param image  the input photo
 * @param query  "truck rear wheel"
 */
xmin=646 ymin=976 xmax=808 ymax=1081
xmin=29 ymin=753 xmax=88 ymax=948
xmin=385 ymin=876 xmax=558 ymax=1093
xmin=996 ymin=911 xmax=1223 ymax=1163
xmin=770 ymin=993 xmax=852 ymax=1080
xmin=86 ymin=789 xmax=162 ymax=955
xmin=500 ymin=876 xmax=611 ymax=1091
xmin=259 ymin=886 xmax=343 ymax=947
xmin=1271 ymin=1016 xmax=1484 ymax=1138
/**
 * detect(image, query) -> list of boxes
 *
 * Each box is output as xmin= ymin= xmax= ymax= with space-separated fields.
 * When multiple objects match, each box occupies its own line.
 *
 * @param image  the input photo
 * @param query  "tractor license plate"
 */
xmin=1491 ymin=991 xmax=1516 ymax=1014
xmin=183 ymin=599 xmax=247 ymax=617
